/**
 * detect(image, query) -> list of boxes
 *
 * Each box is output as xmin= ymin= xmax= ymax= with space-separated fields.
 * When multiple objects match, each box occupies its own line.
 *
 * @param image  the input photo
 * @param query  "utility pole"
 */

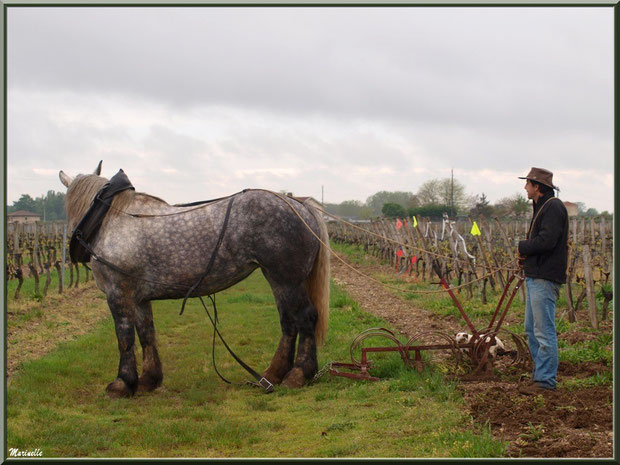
xmin=450 ymin=168 xmax=454 ymax=218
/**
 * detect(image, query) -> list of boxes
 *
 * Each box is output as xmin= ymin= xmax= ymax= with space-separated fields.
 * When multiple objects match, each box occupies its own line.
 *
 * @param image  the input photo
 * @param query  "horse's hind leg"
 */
xmin=262 ymin=307 xmax=297 ymax=386
xmin=105 ymin=293 xmax=138 ymax=398
xmin=135 ymin=301 xmax=163 ymax=392
xmin=282 ymin=294 xmax=318 ymax=389
xmin=267 ymin=283 xmax=318 ymax=389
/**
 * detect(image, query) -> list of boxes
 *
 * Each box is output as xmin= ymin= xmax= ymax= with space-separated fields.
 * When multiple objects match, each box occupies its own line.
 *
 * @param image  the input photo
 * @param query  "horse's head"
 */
xmin=59 ymin=161 xmax=108 ymax=230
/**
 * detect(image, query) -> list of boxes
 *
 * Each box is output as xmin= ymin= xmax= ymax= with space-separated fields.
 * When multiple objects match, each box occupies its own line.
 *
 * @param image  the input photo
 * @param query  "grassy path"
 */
xmin=6 ymin=270 xmax=504 ymax=458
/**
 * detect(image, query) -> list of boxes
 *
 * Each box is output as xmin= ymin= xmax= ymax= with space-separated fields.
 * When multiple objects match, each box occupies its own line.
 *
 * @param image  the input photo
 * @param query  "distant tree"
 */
xmin=366 ymin=191 xmax=417 ymax=216
xmin=339 ymin=200 xmax=364 ymax=219
xmin=409 ymin=204 xmax=450 ymax=219
xmin=575 ymin=202 xmax=587 ymax=216
xmin=493 ymin=193 xmax=529 ymax=218
xmin=382 ymin=202 xmax=406 ymax=218
xmin=9 ymin=194 xmax=37 ymax=213
xmin=416 ymin=179 xmax=441 ymax=205
xmin=40 ymin=190 xmax=66 ymax=221
xmin=513 ymin=194 xmax=529 ymax=217
xmin=322 ymin=202 xmax=340 ymax=216
xmin=470 ymin=193 xmax=494 ymax=218
xmin=8 ymin=191 xmax=66 ymax=221
xmin=359 ymin=206 xmax=373 ymax=220
xmin=323 ymin=199 xmax=370 ymax=220
xmin=585 ymin=208 xmax=599 ymax=217
xmin=438 ymin=178 xmax=466 ymax=208
xmin=416 ymin=177 xmax=467 ymax=214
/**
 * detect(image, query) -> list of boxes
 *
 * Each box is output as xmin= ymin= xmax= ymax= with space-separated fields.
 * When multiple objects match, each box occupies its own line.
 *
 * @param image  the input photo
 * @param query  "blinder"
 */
xmin=69 ymin=169 xmax=135 ymax=263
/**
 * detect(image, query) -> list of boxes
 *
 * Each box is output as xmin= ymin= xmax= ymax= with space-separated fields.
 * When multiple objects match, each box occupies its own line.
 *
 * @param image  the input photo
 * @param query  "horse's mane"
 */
xmin=65 ymin=174 xmax=169 ymax=229
xmin=65 ymin=174 xmax=108 ymax=229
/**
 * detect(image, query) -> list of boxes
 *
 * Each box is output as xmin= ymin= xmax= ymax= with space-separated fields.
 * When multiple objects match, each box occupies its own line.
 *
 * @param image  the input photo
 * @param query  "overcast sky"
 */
xmin=7 ymin=6 xmax=614 ymax=213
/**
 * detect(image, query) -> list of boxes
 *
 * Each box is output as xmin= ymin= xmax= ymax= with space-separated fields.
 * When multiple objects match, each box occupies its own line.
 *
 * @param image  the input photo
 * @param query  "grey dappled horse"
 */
xmin=59 ymin=162 xmax=330 ymax=397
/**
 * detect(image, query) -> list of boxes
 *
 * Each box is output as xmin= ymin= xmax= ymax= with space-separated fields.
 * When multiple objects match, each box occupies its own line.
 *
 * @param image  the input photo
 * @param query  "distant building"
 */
xmin=563 ymin=201 xmax=579 ymax=217
xmin=7 ymin=210 xmax=41 ymax=224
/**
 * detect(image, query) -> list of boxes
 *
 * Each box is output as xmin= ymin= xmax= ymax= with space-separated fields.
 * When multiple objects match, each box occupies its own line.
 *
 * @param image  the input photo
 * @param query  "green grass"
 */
xmin=561 ymin=371 xmax=613 ymax=390
xmin=6 ymin=270 xmax=506 ymax=458
xmin=558 ymin=333 xmax=613 ymax=365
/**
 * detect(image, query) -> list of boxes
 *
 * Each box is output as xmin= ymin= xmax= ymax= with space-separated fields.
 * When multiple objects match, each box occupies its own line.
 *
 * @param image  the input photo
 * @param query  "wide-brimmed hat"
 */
xmin=518 ymin=167 xmax=558 ymax=190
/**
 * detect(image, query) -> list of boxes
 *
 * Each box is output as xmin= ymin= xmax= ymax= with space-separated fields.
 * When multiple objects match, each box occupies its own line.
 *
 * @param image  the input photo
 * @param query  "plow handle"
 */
xmin=432 ymin=260 xmax=477 ymax=335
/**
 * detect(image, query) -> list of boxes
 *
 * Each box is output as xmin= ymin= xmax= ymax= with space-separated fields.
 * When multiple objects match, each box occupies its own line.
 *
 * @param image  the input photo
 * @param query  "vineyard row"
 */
xmin=327 ymin=215 xmax=613 ymax=329
xmin=6 ymin=221 xmax=92 ymax=299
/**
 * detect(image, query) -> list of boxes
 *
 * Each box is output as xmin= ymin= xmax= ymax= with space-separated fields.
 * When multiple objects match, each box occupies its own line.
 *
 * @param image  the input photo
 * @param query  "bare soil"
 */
xmin=330 ymin=254 xmax=613 ymax=458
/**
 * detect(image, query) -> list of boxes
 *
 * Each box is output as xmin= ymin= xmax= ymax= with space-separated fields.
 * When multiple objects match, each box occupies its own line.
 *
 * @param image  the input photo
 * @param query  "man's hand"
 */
xmin=517 ymin=254 xmax=525 ymax=268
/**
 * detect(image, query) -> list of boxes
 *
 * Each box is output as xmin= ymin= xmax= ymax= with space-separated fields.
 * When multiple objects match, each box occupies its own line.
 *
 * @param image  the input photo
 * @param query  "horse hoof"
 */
xmin=281 ymin=368 xmax=306 ymax=389
xmin=137 ymin=375 xmax=162 ymax=393
xmin=106 ymin=378 xmax=134 ymax=398
xmin=261 ymin=369 xmax=283 ymax=386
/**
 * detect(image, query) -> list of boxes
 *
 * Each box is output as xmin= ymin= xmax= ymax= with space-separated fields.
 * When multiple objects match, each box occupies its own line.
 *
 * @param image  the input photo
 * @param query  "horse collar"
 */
xmin=69 ymin=169 xmax=135 ymax=263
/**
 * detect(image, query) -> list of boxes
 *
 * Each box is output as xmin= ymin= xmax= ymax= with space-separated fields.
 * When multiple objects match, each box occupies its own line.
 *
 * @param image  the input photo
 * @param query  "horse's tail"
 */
xmin=303 ymin=199 xmax=331 ymax=347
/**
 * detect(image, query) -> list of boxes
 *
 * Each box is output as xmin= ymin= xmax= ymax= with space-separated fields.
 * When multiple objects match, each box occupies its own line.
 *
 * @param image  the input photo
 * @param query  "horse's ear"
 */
xmin=59 ymin=170 xmax=73 ymax=188
xmin=94 ymin=160 xmax=102 ymax=176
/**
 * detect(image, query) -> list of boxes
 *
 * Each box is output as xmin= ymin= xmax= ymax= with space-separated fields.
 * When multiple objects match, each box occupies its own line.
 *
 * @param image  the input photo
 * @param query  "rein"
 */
xmin=258 ymin=190 xmax=522 ymax=296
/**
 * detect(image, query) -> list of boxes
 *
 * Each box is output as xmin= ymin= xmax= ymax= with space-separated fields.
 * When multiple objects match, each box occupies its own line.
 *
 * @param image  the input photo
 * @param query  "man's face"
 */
xmin=524 ymin=180 xmax=539 ymax=200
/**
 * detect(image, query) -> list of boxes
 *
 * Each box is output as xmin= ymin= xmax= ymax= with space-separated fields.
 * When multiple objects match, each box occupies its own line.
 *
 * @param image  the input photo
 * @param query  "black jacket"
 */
xmin=518 ymin=191 xmax=569 ymax=284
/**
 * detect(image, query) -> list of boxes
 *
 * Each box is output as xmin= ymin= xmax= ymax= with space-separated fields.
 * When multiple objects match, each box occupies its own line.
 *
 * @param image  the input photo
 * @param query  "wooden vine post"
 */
xmin=581 ymin=245 xmax=598 ymax=329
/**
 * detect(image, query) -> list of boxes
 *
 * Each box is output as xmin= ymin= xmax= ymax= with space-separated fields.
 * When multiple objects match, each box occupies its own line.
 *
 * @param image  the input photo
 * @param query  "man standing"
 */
xmin=517 ymin=167 xmax=569 ymax=394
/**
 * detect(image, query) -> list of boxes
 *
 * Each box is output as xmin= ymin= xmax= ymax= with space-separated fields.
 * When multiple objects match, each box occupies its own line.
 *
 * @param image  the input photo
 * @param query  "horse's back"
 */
xmin=95 ymin=189 xmax=322 ymax=299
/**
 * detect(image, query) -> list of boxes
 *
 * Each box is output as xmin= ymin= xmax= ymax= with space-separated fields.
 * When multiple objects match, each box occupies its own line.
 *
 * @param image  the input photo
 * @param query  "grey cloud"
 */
xmin=8 ymin=7 xmax=612 ymax=135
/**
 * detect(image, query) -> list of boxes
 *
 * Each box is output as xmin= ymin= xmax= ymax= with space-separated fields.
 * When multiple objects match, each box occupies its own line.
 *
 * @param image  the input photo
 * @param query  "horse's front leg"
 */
xmin=105 ymin=293 xmax=138 ymax=398
xmin=135 ymin=300 xmax=163 ymax=392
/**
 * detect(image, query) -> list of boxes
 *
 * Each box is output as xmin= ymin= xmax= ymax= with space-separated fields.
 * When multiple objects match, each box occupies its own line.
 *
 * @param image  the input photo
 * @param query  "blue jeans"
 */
xmin=524 ymin=277 xmax=561 ymax=389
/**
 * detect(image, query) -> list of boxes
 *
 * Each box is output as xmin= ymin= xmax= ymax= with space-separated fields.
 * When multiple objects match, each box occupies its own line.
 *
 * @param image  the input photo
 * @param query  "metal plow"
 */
xmin=329 ymin=266 xmax=532 ymax=382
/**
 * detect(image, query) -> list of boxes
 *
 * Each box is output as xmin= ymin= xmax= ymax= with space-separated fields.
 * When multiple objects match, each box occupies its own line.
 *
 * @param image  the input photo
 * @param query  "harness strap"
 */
xmin=179 ymin=194 xmax=235 ymax=316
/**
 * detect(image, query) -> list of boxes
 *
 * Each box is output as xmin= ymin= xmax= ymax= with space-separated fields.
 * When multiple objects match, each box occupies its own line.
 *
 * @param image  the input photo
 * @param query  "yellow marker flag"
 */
xmin=412 ymin=215 xmax=418 ymax=228
xmin=471 ymin=221 xmax=482 ymax=236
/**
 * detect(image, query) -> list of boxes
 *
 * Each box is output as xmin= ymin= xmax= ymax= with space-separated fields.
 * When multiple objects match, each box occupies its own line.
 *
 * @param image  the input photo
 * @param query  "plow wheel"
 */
xmin=468 ymin=329 xmax=533 ymax=376
xmin=349 ymin=327 xmax=409 ymax=370
xmin=497 ymin=328 xmax=532 ymax=371
xmin=331 ymin=327 xmax=532 ymax=382
xmin=348 ymin=328 xmax=465 ymax=375
xmin=405 ymin=331 xmax=464 ymax=375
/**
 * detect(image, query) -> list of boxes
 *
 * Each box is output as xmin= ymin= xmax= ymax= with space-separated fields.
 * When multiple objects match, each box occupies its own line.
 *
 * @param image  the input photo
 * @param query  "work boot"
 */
xmin=518 ymin=382 xmax=555 ymax=395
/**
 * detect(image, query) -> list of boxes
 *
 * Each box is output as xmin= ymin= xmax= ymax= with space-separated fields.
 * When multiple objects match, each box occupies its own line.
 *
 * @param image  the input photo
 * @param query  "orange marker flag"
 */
xmin=396 ymin=218 xmax=403 ymax=230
